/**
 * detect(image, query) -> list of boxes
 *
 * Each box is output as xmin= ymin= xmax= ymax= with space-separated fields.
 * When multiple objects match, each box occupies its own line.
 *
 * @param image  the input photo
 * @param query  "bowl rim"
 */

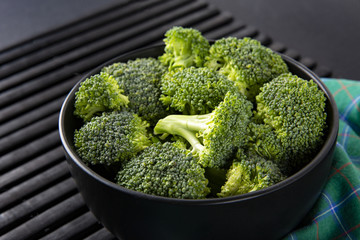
xmin=59 ymin=44 xmax=339 ymax=205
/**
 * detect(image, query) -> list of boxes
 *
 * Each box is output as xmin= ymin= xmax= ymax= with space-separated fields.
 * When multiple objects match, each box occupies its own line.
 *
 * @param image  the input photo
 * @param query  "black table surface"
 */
xmin=1 ymin=0 xmax=360 ymax=79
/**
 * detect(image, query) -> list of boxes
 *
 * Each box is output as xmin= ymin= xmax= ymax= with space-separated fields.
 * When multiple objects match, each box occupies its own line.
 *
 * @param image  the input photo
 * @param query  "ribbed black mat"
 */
xmin=0 ymin=0 xmax=332 ymax=239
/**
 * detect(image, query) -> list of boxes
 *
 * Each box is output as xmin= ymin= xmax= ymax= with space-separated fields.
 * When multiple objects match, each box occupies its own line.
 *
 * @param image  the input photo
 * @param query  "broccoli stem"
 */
xmin=173 ymin=55 xmax=191 ymax=68
xmin=84 ymin=106 xmax=106 ymax=121
xmin=154 ymin=114 xmax=211 ymax=152
xmin=118 ymin=94 xmax=130 ymax=107
xmin=175 ymin=127 xmax=204 ymax=153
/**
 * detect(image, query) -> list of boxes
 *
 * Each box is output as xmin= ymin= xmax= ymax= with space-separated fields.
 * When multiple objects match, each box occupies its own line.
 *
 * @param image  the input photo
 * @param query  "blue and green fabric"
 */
xmin=285 ymin=79 xmax=360 ymax=240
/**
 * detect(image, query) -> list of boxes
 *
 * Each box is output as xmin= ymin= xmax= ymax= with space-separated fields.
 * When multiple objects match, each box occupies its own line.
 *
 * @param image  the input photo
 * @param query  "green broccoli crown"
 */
xmin=204 ymin=37 xmax=241 ymax=70
xmin=74 ymin=111 xmax=151 ymax=165
xmin=74 ymin=72 xmax=129 ymax=122
xmin=154 ymin=91 xmax=253 ymax=168
xmin=101 ymin=58 xmax=168 ymax=125
xmin=247 ymin=122 xmax=285 ymax=163
xmin=160 ymin=67 xmax=236 ymax=115
xmin=116 ymin=141 xmax=210 ymax=199
xmin=159 ymin=26 xmax=210 ymax=70
xmin=254 ymin=73 xmax=327 ymax=173
xmin=205 ymin=37 xmax=289 ymax=101
xmin=218 ymin=150 xmax=285 ymax=197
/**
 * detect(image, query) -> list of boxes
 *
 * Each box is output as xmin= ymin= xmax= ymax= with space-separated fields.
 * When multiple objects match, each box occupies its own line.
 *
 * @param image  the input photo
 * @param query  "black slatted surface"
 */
xmin=0 ymin=0 xmax=332 ymax=239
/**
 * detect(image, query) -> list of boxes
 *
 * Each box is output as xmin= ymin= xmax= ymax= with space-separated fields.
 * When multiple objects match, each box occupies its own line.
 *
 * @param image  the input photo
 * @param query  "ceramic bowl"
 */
xmin=59 ymin=45 xmax=339 ymax=240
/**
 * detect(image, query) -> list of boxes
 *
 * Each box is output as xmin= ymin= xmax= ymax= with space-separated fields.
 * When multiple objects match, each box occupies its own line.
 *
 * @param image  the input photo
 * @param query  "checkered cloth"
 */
xmin=285 ymin=79 xmax=360 ymax=240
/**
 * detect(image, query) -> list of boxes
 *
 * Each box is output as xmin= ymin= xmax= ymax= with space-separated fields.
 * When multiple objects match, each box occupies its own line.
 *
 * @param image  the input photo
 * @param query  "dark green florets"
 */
xmin=218 ymin=150 xmax=285 ymax=197
xmin=160 ymin=67 xmax=236 ymax=115
xmin=159 ymin=26 xmax=210 ymax=70
xmin=74 ymin=72 xmax=129 ymax=122
xmin=254 ymin=73 xmax=327 ymax=174
xmin=205 ymin=37 xmax=289 ymax=101
xmin=117 ymin=142 xmax=210 ymax=199
xmin=74 ymin=111 xmax=151 ymax=165
xmin=154 ymin=91 xmax=253 ymax=168
xmin=101 ymin=58 xmax=168 ymax=125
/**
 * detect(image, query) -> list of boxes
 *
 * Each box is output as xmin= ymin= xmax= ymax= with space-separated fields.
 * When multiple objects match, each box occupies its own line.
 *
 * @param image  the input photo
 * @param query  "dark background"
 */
xmin=1 ymin=0 xmax=360 ymax=79
xmin=206 ymin=0 xmax=360 ymax=80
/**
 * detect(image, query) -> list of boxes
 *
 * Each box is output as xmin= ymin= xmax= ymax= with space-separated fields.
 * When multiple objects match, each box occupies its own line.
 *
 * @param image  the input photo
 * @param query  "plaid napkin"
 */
xmin=285 ymin=79 xmax=360 ymax=240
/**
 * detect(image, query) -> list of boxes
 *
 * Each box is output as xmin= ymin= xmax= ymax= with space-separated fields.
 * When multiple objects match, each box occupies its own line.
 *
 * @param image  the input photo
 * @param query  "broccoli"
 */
xmin=159 ymin=26 xmax=210 ymax=70
xmin=252 ymin=73 xmax=327 ymax=174
xmin=205 ymin=37 xmax=289 ymax=101
xmin=160 ymin=67 xmax=236 ymax=115
xmin=74 ymin=111 xmax=152 ymax=165
xmin=154 ymin=91 xmax=253 ymax=168
xmin=74 ymin=72 xmax=129 ymax=122
xmin=247 ymin=122 xmax=285 ymax=162
xmin=101 ymin=58 xmax=168 ymax=125
xmin=116 ymin=141 xmax=210 ymax=199
xmin=218 ymin=150 xmax=285 ymax=197
xmin=71 ymin=26 xmax=329 ymax=200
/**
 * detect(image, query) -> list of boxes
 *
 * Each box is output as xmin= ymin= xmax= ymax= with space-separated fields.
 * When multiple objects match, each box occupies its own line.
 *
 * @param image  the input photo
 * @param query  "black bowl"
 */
xmin=59 ymin=45 xmax=339 ymax=240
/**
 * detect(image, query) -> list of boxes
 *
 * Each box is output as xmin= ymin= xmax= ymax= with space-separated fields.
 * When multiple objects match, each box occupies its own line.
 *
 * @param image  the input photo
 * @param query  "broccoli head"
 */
xmin=74 ymin=111 xmax=151 ymax=165
xmin=159 ymin=26 xmax=210 ymax=70
xmin=160 ymin=67 xmax=236 ymax=115
xmin=218 ymin=150 xmax=285 ymax=197
xmin=101 ymin=58 xmax=168 ymax=125
xmin=247 ymin=122 xmax=285 ymax=163
xmin=74 ymin=72 xmax=129 ymax=122
xmin=154 ymin=91 xmax=253 ymax=168
xmin=205 ymin=37 xmax=289 ymax=101
xmin=254 ymin=73 xmax=327 ymax=174
xmin=116 ymin=141 xmax=210 ymax=199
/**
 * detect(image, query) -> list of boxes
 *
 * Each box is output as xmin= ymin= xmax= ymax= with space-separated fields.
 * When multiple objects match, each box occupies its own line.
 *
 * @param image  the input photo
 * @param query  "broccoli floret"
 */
xmin=159 ymin=26 xmax=210 ymax=70
xmin=74 ymin=111 xmax=151 ymax=165
xmin=247 ymin=122 xmax=285 ymax=162
xmin=101 ymin=58 xmax=168 ymax=125
xmin=154 ymin=91 xmax=253 ymax=168
xmin=218 ymin=150 xmax=285 ymax=197
xmin=253 ymin=73 xmax=327 ymax=174
xmin=160 ymin=67 xmax=236 ymax=115
xmin=205 ymin=37 xmax=289 ymax=101
xmin=74 ymin=72 xmax=129 ymax=122
xmin=116 ymin=141 xmax=210 ymax=199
